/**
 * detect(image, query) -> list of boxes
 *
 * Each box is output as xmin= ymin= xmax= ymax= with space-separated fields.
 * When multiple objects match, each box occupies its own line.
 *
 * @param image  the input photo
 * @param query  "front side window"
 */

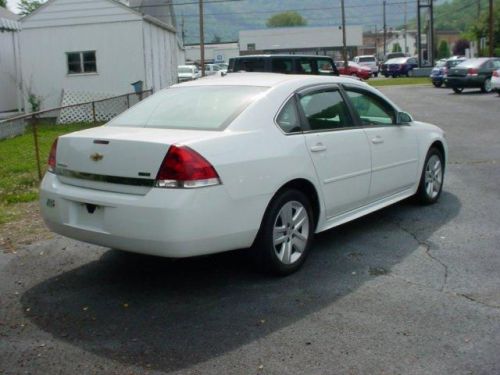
xmin=67 ymin=51 xmax=97 ymax=74
xmin=317 ymin=59 xmax=335 ymax=75
xmin=299 ymin=89 xmax=352 ymax=131
xmin=344 ymin=88 xmax=395 ymax=126
xmin=108 ymin=86 xmax=268 ymax=131
xmin=276 ymin=98 xmax=301 ymax=133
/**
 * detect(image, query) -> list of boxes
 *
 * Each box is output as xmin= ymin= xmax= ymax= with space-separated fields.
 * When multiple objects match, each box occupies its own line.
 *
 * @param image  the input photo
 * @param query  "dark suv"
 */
xmin=228 ymin=55 xmax=340 ymax=76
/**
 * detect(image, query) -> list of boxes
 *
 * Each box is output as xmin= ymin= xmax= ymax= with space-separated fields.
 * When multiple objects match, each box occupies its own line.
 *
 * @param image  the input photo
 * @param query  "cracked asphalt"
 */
xmin=1 ymin=85 xmax=499 ymax=375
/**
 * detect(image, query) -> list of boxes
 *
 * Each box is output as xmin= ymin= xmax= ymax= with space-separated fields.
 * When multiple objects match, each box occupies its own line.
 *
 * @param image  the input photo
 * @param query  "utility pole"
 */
xmin=383 ymin=0 xmax=387 ymax=58
xmin=341 ymin=0 xmax=348 ymax=68
xmin=489 ymin=0 xmax=494 ymax=57
xmin=199 ymin=0 xmax=205 ymax=76
xmin=404 ymin=0 xmax=408 ymax=54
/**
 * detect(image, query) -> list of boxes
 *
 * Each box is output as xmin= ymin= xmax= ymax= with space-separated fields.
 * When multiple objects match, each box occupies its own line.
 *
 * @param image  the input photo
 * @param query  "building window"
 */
xmin=247 ymin=43 xmax=256 ymax=51
xmin=67 ymin=51 xmax=97 ymax=74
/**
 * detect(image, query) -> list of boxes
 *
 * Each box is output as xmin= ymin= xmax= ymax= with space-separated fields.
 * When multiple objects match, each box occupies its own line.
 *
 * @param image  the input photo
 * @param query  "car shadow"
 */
xmin=21 ymin=192 xmax=460 ymax=372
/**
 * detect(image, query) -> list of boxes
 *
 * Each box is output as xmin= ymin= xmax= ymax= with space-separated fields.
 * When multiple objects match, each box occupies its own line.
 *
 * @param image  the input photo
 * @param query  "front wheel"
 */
xmin=433 ymin=81 xmax=443 ymax=88
xmin=453 ymin=87 xmax=464 ymax=94
xmin=415 ymin=148 xmax=444 ymax=205
xmin=252 ymin=189 xmax=314 ymax=276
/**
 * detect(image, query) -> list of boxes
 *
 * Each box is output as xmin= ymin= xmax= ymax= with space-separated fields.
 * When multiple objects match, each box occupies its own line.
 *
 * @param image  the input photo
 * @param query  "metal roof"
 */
xmin=0 ymin=7 xmax=21 ymax=32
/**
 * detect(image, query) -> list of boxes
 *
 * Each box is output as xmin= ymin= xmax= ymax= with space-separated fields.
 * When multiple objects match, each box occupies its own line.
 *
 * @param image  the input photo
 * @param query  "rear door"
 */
xmin=296 ymin=85 xmax=372 ymax=218
xmin=343 ymin=86 xmax=419 ymax=201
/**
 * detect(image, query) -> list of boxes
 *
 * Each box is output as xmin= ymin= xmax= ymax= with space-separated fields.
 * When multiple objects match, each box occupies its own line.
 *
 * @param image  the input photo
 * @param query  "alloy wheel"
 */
xmin=424 ymin=155 xmax=443 ymax=199
xmin=273 ymin=201 xmax=310 ymax=265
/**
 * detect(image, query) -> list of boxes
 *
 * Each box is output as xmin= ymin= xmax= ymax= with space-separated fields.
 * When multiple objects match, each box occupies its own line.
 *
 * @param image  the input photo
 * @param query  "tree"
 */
xmin=0 ymin=0 xmax=7 ymax=8
xmin=266 ymin=11 xmax=307 ymax=28
xmin=437 ymin=40 xmax=450 ymax=59
xmin=18 ymin=0 xmax=45 ymax=16
xmin=392 ymin=43 xmax=402 ymax=53
xmin=453 ymin=39 xmax=470 ymax=56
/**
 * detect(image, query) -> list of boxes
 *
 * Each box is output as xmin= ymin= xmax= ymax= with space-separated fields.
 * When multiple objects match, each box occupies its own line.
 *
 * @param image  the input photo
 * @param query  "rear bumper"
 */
xmin=446 ymin=76 xmax=484 ymax=88
xmin=40 ymin=173 xmax=266 ymax=257
xmin=492 ymin=77 xmax=500 ymax=90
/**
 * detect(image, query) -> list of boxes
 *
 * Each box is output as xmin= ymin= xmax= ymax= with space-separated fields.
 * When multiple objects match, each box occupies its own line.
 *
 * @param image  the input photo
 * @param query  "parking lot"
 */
xmin=0 ymin=85 xmax=499 ymax=375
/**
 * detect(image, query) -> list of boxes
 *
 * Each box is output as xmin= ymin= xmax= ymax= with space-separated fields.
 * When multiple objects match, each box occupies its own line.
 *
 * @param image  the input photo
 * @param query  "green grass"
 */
xmin=0 ymin=123 xmax=95 ymax=224
xmin=369 ymin=77 xmax=431 ymax=87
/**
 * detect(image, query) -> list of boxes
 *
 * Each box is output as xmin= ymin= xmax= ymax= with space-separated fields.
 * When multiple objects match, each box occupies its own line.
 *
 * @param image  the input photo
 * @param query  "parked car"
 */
xmin=217 ymin=62 xmax=229 ymax=74
xmin=228 ymin=55 xmax=340 ymax=76
xmin=492 ymin=69 xmax=500 ymax=96
xmin=335 ymin=61 xmax=372 ymax=80
xmin=430 ymin=56 xmax=467 ymax=87
xmin=40 ymin=74 xmax=447 ymax=275
xmin=447 ymin=58 xmax=500 ymax=94
xmin=353 ymin=55 xmax=379 ymax=77
xmin=177 ymin=65 xmax=200 ymax=82
xmin=380 ymin=57 xmax=418 ymax=77
xmin=203 ymin=63 xmax=221 ymax=76
xmin=384 ymin=52 xmax=406 ymax=61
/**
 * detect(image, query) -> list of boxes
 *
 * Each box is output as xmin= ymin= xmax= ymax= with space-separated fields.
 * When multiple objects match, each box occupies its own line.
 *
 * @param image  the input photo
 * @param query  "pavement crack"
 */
xmin=390 ymin=220 xmax=448 ymax=292
xmin=456 ymin=293 xmax=500 ymax=310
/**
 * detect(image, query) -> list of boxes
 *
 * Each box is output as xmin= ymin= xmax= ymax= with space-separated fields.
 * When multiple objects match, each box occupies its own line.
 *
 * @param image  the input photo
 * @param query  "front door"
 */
xmin=298 ymin=86 xmax=372 ymax=218
xmin=343 ymin=87 xmax=419 ymax=201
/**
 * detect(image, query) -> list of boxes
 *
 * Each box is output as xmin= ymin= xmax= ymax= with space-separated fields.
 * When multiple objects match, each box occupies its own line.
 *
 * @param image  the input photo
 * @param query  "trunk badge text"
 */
xmin=90 ymin=153 xmax=104 ymax=162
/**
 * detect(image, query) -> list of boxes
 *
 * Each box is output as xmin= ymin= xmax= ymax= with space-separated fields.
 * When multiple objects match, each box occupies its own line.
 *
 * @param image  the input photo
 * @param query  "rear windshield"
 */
xmin=456 ymin=59 xmax=487 ymax=68
xmin=178 ymin=67 xmax=193 ymax=73
xmin=386 ymin=58 xmax=406 ymax=64
xmin=108 ymin=86 xmax=268 ymax=131
xmin=358 ymin=57 xmax=375 ymax=63
xmin=447 ymin=59 xmax=466 ymax=68
xmin=435 ymin=60 xmax=446 ymax=67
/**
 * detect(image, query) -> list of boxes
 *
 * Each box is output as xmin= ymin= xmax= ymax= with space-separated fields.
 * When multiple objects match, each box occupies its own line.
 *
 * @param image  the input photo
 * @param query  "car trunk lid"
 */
xmin=55 ymin=126 xmax=221 ymax=195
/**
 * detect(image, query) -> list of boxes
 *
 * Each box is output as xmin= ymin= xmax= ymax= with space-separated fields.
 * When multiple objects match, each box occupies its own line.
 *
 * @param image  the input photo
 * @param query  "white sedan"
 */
xmin=492 ymin=69 xmax=500 ymax=96
xmin=40 ymin=74 xmax=447 ymax=275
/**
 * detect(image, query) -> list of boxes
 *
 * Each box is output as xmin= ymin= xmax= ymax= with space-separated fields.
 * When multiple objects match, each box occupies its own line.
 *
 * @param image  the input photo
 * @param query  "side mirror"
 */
xmin=397 ymin=111 xmax=413 ymax=125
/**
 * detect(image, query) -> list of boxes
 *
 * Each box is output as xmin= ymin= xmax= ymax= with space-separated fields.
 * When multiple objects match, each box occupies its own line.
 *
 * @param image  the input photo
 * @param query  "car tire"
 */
xmin=452 ymin=87 xmax=464 ymax=94
xmin=252 ymin=189 xmax=314 ymax=276
xmin=481 ymin=78 xmax=492 ymax=93
xmin=433 ymin=81 xmax=443 ymax=88
xmin=415 ymin=147 xmax=444 ymax=205
xmin=374 ymin=73 xmax=379 ymax=78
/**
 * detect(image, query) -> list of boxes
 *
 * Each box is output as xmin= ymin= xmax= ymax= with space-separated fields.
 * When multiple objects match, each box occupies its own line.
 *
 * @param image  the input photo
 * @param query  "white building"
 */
xmin=239 ymin=26 xmax=363 ymax=58
xmin=0 ymin=7 xmax=22 ymax=114
xmin=19 ymin=0 xmax=180 ymax=111
xmin=184 ymin=42 xmax=240 ymax=64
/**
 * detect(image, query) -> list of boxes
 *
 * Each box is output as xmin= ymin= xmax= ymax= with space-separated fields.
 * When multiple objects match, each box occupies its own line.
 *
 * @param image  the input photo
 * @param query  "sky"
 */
xmin=6 ymin=0 xmax=21 ymax=14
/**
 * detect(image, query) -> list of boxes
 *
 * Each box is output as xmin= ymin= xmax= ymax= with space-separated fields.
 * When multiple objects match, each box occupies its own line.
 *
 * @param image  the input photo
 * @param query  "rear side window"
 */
xmin=276 ymin=98 xmax=301 ymax=133
xmin=271 ymin=58 xmax=293 ymax=74
xmin=344 ymin=88 xmax=395 ymax=126
xmin=299 ymin=89 xmax=353 ymax=131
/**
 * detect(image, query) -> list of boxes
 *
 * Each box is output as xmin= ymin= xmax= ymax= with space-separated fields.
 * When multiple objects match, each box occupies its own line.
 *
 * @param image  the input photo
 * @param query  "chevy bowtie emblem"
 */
xmin=90 ymin=152 xmax=104 ymax=162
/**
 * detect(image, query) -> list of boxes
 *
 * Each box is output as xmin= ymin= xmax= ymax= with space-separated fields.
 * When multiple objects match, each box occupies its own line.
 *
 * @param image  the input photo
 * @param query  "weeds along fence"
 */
xmin=0 ymin=90 xmax=152 ymax=182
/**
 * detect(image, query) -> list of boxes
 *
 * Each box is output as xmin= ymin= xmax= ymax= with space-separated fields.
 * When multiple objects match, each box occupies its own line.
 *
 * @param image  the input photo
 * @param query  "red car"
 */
xmin=335 ymin=61 xmax=372 ymax=80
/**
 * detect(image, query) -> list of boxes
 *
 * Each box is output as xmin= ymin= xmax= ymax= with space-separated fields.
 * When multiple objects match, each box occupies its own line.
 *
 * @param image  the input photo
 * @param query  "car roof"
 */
xmin=172 ymin=72 xmax=368 ymax=89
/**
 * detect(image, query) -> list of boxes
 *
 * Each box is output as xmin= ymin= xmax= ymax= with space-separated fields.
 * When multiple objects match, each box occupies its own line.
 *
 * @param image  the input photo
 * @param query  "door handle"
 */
xmin=310 ymin=143 xmax=327 ymax=152
xmin=371 ymin=136 xmax=384 ymax=144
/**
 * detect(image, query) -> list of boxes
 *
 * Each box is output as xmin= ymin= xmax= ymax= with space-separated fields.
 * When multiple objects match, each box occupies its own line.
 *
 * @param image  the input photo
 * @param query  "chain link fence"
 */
xmin=0 ymin=90 xmax=152 ymax=219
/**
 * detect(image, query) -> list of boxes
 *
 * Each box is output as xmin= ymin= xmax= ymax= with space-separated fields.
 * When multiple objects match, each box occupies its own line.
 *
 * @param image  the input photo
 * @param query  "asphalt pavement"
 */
xmin=1 ymin=85 xmax=499 ymax=375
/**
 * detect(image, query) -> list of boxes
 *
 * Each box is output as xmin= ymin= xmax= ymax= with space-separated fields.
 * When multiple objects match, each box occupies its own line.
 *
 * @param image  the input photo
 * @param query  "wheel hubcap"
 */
xmin=424 ymin=155 xmax=443 ymax=199
xmin=273 ymin=201 xmax=309 ymax=265
xmin=485 ymin=79 xmax=492 ymax=92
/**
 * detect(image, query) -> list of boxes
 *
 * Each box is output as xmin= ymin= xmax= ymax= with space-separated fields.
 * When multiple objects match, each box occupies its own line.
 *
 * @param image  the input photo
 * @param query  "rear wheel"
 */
xmin=415 ymin=147 xmax=444 ymax=205
xmin=452 ymin=87 xmax=464 ymax=94
xmin=481 ymin=78 xmax=492 ymax=93
xmin=374 ymin=72 xmax=379 ymax=78
xmin=252 ymin=189 xmax=314 ymax=276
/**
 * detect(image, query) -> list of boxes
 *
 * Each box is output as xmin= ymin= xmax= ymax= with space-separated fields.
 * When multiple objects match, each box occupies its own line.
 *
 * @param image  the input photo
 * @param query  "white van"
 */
xmin=353 ymin=55 xmax=378 ymax=77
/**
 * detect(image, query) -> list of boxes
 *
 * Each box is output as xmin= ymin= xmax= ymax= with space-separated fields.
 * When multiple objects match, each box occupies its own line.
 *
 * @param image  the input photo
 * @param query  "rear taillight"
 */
xmin=155 ymin=145 xmax=221 ymax=188
xmin=493 ymin=70 xmax=499 ymax=77
xmin=467 ymin=68 xmax=478 ymax=76
xmin=47 ymin=138 xmax=58 ymax=173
